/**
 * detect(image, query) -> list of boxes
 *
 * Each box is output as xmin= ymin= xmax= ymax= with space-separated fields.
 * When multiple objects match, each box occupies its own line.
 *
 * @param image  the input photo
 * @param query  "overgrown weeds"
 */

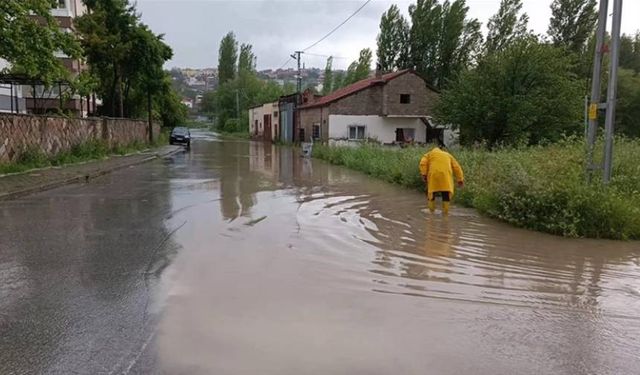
xmin=0 ymin=140 xmax=149 ymax=175
xmin=313 ymin=137 xmax=640 ymax=240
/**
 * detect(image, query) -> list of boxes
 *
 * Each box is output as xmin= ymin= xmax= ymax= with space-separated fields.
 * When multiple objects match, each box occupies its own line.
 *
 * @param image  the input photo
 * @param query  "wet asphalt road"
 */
xmin=2 ymin=131 xmax=640 ymax=375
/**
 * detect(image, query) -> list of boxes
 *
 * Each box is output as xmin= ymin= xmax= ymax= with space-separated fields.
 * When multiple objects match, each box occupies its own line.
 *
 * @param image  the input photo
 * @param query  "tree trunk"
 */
xmin=111 ymin=65 xmax=118 ymax=117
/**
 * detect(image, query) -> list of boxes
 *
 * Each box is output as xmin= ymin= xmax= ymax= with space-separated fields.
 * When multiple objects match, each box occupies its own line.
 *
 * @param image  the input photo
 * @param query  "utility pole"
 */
xmin=603 ymin=0 xmax=623 ymax=183
xmin=235 ymin=89 xmax=240 ymax=120
xmin=585 ymin=0 xmax=609 ymax=181
xmin=291 ymin=51 xmax=303 ymax=93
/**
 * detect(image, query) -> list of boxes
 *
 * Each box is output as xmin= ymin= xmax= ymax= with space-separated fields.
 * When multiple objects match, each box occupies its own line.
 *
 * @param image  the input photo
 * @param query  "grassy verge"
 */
xmin=0 ymin=140 xmax=152 ymax=175
xmin=313 ymin=138 xmax=640 ymax=240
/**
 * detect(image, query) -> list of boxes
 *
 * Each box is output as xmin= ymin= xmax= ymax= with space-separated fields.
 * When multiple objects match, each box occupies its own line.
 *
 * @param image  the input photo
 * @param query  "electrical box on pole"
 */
xmin=585 ymin=0 xmax=624 ymax=184
xmin=586 ymin=0 xmax=609 ymax=181
xmin=603 ymin=0 xmax=623 ymax=184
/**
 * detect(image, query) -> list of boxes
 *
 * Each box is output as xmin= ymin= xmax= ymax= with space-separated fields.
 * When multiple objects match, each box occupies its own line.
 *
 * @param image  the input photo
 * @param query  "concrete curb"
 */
xmin=0 ymin=146 xmax=184 ymax=201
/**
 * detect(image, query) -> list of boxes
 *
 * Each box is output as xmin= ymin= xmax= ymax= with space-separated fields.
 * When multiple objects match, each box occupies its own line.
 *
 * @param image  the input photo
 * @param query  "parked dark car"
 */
xmin=170 ymin=127 xmax=191 ymax=148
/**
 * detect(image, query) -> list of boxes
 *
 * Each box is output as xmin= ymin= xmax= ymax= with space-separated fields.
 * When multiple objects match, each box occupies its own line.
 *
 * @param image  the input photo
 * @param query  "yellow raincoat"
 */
xmin=419 ymin=147 xmax=464 ymax=201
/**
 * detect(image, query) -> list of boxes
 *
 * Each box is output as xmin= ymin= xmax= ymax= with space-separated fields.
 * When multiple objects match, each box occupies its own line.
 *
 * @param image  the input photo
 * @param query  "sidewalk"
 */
xmin=0 ymin=145 xmax=183 ymax=201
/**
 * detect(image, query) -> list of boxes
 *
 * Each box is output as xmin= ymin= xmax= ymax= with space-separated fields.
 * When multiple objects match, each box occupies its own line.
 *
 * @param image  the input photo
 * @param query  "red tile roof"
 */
xmin=299 ymin=69 xmax=413 ymax=109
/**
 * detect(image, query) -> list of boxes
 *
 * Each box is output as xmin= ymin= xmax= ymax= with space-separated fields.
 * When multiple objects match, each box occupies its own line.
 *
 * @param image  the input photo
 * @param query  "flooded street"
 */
xmin=159 ymin=132 xmax=640 ymax=374
xmin=2 ymin=130 xmax=640 ymax=374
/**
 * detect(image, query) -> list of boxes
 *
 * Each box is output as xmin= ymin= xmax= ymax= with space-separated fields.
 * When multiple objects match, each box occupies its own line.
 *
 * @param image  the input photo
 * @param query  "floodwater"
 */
xmin=158 ymin=131 xmax=640 ymax=374
xmin=1 ymin=129 xmax=639 ymax=374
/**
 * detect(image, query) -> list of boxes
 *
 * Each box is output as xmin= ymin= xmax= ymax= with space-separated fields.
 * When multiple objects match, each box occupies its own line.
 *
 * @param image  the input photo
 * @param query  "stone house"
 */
xmin=296 ymin=69 xmax=454 ymax=145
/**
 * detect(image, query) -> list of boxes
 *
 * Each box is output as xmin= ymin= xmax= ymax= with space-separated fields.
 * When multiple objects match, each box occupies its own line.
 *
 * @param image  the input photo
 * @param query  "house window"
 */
xmin=400 ymin=94 xmax=411 ymax=104
xmin=298 ymin=128 xmax=306 ymax=142
xmin=312 ymin=123 xmax=320 ymax=140
xmin=55 ymin=0 xmax=66 ymax=8
xmin=273 ymin=111 xmax=278 ymax=118
xmin=348 ymin=125 xmax=366 ymax=140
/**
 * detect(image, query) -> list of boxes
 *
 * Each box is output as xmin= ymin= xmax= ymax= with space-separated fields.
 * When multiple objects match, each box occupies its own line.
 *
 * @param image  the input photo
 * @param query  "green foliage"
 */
xmin=155 ymin=74 xmax=188 ymax=128
xmin=616 ymin=69 xmax=640 ymax=138
xmin=485 ymin=0 xmax=529 ymax=54
xmin=238 ymin=43 xmax=256 ymax=75
xmin=218 ymin=32 xmax=238 ymax=85
xmin=313 ymin=138 xmax=640 ymax=239
xmin=436 ymin=38 xmax=583 ymax=146
xmin=619 ymin=32 xmax=640 ymax=74
xmin=75 ymin=0 xmax=180 ymax=123
xmin=548 ymin=0 xmax=597 ymax=54
xmin=408 ymin=0 xmax=482 ymax=88
xmin=0 ymin=140 xmax=149 ymax=175
xmin=322 ymin=57 xmax=333 ymax=95
xmin=0 ymin=0 xmax=81 ymax=84
xmin=376 ymin=4 xmax=410 ymax=73
xmin=342 ymin=48 xmax=373 ymax=87
xmin=333 ymin=71 xmax=345 ymax=91
xmin=212 ymin=36 xmax=293 ymax=133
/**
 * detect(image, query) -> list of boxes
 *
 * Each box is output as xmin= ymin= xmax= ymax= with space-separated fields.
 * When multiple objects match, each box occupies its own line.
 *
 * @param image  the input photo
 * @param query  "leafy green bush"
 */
xmin=313 ymin=138 xmax=640 ymax=240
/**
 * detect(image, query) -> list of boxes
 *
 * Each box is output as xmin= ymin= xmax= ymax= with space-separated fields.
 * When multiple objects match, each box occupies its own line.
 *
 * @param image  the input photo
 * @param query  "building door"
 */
xmin=263 ymin=114 xmax=272 ymax=141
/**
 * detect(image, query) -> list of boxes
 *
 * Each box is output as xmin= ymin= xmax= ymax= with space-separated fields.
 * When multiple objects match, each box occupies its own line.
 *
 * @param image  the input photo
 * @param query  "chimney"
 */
xmin=375 ymin=63 xmax=382 ymax=79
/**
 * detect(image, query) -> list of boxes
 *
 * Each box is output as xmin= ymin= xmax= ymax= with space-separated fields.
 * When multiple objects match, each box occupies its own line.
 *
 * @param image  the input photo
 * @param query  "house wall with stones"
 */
xmin=0 ymin=114 xmax=160 ymax=164
xmin=328 ymin=85 xmax=384 ymax=116
xmin=297 ymin=71 xmax=440 ymax=143
xmin=382 ymin=72 xmax=437 ymax=116
xmin=297 ymin=106 xmax=330 ymax=143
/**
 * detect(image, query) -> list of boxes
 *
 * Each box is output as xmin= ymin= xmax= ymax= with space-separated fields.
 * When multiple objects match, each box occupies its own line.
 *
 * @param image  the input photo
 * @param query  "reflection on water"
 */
xmin=192 ymin=136 xmax=640 ymax=318
xmin=160 ymin=133 xmax=640 ymax=374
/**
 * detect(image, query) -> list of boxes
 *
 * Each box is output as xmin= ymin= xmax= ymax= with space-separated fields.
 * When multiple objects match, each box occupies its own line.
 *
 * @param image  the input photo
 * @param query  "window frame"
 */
xmin=348 ymin=125 xmax=366 ymax=141
xmin=312 ymin=123 xmax=321 ymax=140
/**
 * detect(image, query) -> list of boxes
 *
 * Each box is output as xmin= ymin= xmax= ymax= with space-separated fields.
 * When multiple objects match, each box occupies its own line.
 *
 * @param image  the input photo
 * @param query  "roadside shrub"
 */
xmin=313 ymin=138 xmax=640 ymax=240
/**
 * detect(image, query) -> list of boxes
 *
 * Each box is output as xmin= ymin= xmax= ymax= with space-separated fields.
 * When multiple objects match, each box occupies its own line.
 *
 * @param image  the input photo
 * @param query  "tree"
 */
xmin=218 ymin=32 xmax=238 ymax=85
xmin=485 ymin=0 xmax=529 ymax=54
xmin=76 ymin=0 xmax=182 ymax=124
xmin=76 ymin=0 xmax=139 ymax=117
xmin=436 ymin=38 xmax=583 ymax=146
xmin=343 ymin=48 xmax=372 ymax=86
xmin=548 ymin=0 xmax=597 ymax=54
xmin=376 ymin=4 xmax=410 ymax=72
xmin=322 ymin=57 xmax=333 ymax=95
xmin=0 ymin=0 xmax=81 ymax=83
xmin=238 ymin=43 xmax=256 ymax=75
xmin=620 ymin=32 xmax=640 ymax=74
xmin=333 ymin=71 xmax=345 ymax=90
xmin=409 ymin=0 xmax=482 ymax=88
xmin=616 ymin=69 xmax=640 ymax=137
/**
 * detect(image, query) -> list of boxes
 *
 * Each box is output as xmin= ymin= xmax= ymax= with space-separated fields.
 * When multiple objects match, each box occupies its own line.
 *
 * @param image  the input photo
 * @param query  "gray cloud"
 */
xmin=136 ymin=0 xmax=640 ymax=70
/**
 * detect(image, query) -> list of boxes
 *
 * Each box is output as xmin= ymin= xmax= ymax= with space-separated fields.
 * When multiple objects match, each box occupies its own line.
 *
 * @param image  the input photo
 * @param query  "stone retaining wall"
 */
xmin=0 ymin=114 xmax=161 ymax=163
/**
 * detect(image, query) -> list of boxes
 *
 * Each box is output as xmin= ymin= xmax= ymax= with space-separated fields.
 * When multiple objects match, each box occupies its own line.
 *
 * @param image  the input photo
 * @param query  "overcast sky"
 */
xmin=136 ymin=0 xmax=640 ymax=70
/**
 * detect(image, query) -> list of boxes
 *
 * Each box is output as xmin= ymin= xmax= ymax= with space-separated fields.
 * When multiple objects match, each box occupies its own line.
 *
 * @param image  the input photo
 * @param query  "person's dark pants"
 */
xmin=430 ymin=191 xmax=450 ymax=202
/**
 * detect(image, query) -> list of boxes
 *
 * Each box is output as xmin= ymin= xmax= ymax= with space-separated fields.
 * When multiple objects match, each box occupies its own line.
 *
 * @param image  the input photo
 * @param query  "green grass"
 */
xmin=0 ymin=140 xmax=151 ymax=176
xmin=313 ymin=137 xmax=640 ymax=240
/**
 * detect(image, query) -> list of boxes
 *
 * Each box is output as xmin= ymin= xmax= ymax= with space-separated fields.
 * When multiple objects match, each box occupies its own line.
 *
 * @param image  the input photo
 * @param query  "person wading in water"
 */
xmin=419 ymin=143 xmax=464 ymax=215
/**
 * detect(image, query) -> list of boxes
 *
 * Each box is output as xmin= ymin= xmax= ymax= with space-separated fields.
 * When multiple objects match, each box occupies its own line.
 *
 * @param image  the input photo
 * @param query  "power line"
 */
xmin=302 ymin=52 xmax=347 ymax=60
xmin=301 ymin=0 xmax=372 ymax=52
xmin=276 ymin=57 xmax=294 ymax=70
